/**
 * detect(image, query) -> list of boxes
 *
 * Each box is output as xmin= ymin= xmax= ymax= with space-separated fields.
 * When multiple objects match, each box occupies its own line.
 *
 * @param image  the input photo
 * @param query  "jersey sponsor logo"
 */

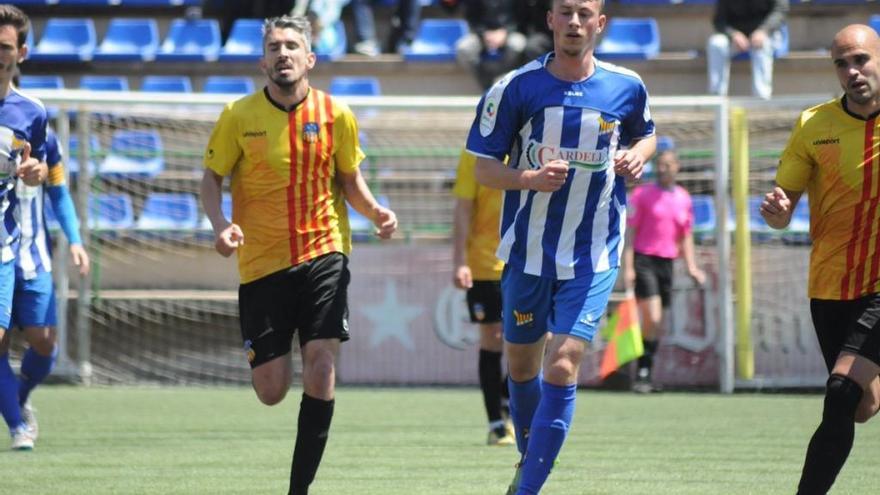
xmin=303 ymin=122 xmax=319 ymax=143
xmin=242 ymin=130 xmax=267 ymax=138
xmin=812 ymin=138 xmax=840 ymax=146
xmin=513 ymin=309 xmax=534 ymax=327
xmin=479 ymin=97 xmax=499 ymax=136
xmin=525 ymin=139 xmax=609 ymax=171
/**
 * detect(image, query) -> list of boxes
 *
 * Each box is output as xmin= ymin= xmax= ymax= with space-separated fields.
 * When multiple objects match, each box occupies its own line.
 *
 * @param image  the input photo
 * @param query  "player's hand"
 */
xmin=731 ymin=30 xmax=750 ymax=52
xmin=373 ymin=206 xmax=397 ymax=240
xmin=525 ymin=160 xmax=569 ymax=192
xmin=214 ymin=222 xmax=244 ymax=257
xmin=69 ymin=244 xmax=91 ymax=276
xmin=759 ymin=187 xmax=791 ymax=229
xmin=688 ymin=267 xmax=706 ymax=287
xmin=17 ymin=142 xmax=46 ymax=186
xmin=613 ymin=149 xmax=645 ymax=181
xmin=750 ymin=29 xmax=768 ymax=50
xmin=453 ymin=264 xmax=473 ymax=290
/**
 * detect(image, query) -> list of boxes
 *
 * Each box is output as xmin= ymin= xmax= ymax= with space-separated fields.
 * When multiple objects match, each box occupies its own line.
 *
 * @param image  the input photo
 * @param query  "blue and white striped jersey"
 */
xmin=466 ymin=54 xmax=655 ymax=280
xmin=0 ymin=87 xmax=48 ymax=263
xmin=16 ymin=128 xmax=62 ymax=280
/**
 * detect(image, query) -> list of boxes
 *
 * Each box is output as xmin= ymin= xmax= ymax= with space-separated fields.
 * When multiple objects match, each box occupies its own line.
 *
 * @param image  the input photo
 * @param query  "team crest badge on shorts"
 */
xmin=303 ymin=122 xmax=319 ymax=143
xmin=473 ymin=303 xmax=486 ymax=322
xmin=243 ymin=339 xmax=256 ymax=363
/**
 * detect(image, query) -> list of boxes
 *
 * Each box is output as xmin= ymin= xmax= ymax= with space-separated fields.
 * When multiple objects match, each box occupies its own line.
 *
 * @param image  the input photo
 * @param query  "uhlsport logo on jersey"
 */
xmin=0 ymin=126 xmax=24 ymax=180
xmin=303 ymin=122 xmax=320 ymax=143
xmin=525 ymin=140 xmax=609 ymax=171
xmin=513 ymin=310 xmax=534 ymax=327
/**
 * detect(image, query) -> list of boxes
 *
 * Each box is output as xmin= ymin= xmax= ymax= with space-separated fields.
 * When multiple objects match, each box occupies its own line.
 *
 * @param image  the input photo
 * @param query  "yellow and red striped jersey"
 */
xmin=453 ymin=150 xmax=503 ymax=281
xmin=777 ymin=97 xmax=880 ymax=300
xmin=204 ymin=87 xmax=365 ymax=283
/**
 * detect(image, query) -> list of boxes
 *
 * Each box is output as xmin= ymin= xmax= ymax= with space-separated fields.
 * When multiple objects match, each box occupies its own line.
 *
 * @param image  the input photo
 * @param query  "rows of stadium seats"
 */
xmin=691 ymin=194 xmax=810 ymax=244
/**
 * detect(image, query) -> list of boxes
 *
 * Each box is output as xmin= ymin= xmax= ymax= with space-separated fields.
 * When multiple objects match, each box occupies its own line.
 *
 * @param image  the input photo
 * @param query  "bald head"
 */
xmin=832 ymin=24 xmax=880 ymax=56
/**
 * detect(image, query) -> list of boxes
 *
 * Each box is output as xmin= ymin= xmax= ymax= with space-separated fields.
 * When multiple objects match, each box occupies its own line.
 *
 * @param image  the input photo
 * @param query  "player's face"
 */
xmin=548 ymin=0 xmax=605 ymax=58
xmin=832 ymin=30 xmax=880 ymax=107
xmin=261 ymin=27 xmax=315 ymax=90
xmin=0 ymin=24 xmax=26 ymax=87
xmin=655 ymin=152 xmax=680 ymax=187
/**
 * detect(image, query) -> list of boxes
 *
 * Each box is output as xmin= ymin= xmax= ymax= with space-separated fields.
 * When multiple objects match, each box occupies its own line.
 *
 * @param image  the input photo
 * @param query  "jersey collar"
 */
xmin=840 ymin=95 xmax=880 ymax=121
xmin=262 ymin=86 xmax=310 ymax=113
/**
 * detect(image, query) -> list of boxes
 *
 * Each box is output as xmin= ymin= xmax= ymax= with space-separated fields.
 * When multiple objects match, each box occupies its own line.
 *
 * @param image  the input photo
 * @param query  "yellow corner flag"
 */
xmin=599 ymin=296 xmax=644 ymax=379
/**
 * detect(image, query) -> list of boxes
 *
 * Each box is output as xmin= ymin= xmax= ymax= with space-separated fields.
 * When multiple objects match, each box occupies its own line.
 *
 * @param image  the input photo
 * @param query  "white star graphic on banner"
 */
xmin=360 ymin=279 xmax=424 ymax=350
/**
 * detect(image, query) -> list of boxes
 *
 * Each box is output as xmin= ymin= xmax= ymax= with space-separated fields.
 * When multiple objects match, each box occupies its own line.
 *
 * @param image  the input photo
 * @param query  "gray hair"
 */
xmin=262 ymin=15 xmax=312 ymax=53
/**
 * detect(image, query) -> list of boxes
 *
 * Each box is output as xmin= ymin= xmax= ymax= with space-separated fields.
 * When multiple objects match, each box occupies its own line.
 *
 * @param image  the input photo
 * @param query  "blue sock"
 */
xmin=0 ymin=353 xmax=24 ymax=433
xmin=508 ymin=374 xmax=542 ymax=455
xmin=517 ymin=381 xmax=577 ymax=495
xmin=19 ymin=346 xmax=57 ymax=406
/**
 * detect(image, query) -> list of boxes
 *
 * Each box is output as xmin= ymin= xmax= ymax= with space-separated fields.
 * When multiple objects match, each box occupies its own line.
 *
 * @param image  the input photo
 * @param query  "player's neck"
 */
xmin=547 ymin=50 xmax=595 ymax=82
xmin=266 ymin=78 xmax=309 ymax=110
xmin=848 ymin=98 xmax=880 ymax=120
xmin=0 ymin=78 xmax=11 ymax=99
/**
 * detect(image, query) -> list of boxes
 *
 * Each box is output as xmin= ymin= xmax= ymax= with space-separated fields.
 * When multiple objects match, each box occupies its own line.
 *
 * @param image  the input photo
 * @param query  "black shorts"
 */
xmin=466 ymin=280 xmax=502 ymax=324
xmin=811 ymin=293 xmax=880 ymax=370
xmin=634 ymin=253 xmax=674 ymax=307
xmin=238 ymin=252 xmax=351 ymax=368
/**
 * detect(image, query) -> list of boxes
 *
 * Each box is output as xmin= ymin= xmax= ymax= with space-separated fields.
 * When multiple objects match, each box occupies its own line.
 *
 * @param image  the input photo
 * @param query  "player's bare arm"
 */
xmin=452 ymin=197 xmax=474 ymax=289
xmin=760 ymin=185 xmax=802 ymax=230
xmin=613 ymin=134 xmax=656 ymax=181
xmin=474 ymin=156 xmax=568 ymax=192
xmin=337 ymin=167 xmax=398 ymax=239
xmin=200 ymin=169 xmax=243 ymax=257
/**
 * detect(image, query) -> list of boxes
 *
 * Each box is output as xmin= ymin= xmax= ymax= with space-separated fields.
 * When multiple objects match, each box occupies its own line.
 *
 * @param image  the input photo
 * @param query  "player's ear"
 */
xmin=17 ymin=43 xmax=27 ymax=63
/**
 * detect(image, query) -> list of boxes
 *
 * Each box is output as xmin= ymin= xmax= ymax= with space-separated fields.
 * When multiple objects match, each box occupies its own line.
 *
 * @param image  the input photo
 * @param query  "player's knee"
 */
xmin=823 ymin=374 xmax=863 ymax=421
xmin=543 ymin=359 xmax=577 ymax=384
xmin=29 ymin=337 xmax=56 ymax=356
xmin=254 ymin=384 xmax=288 ymax=406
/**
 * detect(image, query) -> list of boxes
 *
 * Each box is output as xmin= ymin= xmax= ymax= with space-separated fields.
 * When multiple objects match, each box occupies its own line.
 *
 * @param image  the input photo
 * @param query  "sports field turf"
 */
xmin=4 ymin=386 xmax=878 ymax=494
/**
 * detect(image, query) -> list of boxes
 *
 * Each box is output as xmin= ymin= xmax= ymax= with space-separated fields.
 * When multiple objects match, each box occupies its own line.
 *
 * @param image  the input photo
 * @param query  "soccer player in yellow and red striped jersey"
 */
xmin=200 ymin=15 xmax=396 ymax=495
xmin=761 ymin=24 xmax=880 ymax=495
xmin=451 ymin=149 xmax=515 ymax=446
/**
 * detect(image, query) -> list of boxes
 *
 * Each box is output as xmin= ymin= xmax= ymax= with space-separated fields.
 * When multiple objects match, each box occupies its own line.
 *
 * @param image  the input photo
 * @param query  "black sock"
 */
xmin=289 ymin=394 xmax=334 ymax=495
xmin=637 ymin=339 xmax=658 ymax=372
xmin=501 ymin=373 xmax=511 ymax=418
xmin=479 ymin=349 xmax=503 ymax=423
xmin=797 ymin=374 xmax=863 ymax=495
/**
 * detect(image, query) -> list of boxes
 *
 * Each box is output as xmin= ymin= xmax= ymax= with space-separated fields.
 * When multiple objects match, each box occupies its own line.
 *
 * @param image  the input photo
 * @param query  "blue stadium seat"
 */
xmin=218 ymin=18 xmax=262 ymax=63
xmin=30 ymin=18 xmax=96 ymax=62
xmin=80 ymin=75 xmax=129 ymax=91
xmin=19 ymin=75 xmax=64 ymax=90
xmin=596 ymin=18 xmax=660 ymax=60
xmin=691 ymin=194 xmax=715 ymax=241
xmin=55 ymin=0 xmax=112 ymax=5
xmin=99 ymin=129 xmax=164 ymax=178
xmin=141 ymin=75 xmax=192 ymax=93
xmin=94 ymin=18 xmax=159 ymax=62
xmin=156 ymin=18 xmax=221 ymax=62
xmin=329 ymin=76 xmax=381 ymax=96
xmin=401 ymin=19 xmax=469 ymax=62
xmin=120 ymin=0 xmax=202 ymax=5
xmin=136 ymin=193 xmax=199 ymax=230
xmin=202 ymin=76 xmax=255 ymax=94
xmin=315 ymin=20 xmax=347 ymax=62
xmin=88 ymin=193 xmax=135 ymax=230
xmin=199 ymin=193 xmax=232 ymax=230
xmin=9 ymin=1 xmax=50 ymax=5
xmin=66 ymin=133 xmax=101 ymax=177
xmin=870 ymin=15 xmax=880 ymax=36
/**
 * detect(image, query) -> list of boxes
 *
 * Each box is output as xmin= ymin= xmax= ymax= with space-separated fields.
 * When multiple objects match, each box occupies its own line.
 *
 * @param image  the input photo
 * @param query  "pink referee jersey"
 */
xmin=628 ymin=183 xmax=694 ymax=260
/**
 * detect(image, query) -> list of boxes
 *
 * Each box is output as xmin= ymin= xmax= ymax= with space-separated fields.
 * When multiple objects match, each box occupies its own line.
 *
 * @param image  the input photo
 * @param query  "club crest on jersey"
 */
xmin=473 ymin=303 xmax=486 ymax=322
xmin=525 ymin=139 xmax=609 ymax=171
xmin=303 ymin=122 xmax=320 ymax=143
xmin=513 ymin=310 xmax=534 ymax=327
xmin=243 ymin=339 xmax=256 ymax=363
xmin=598 ymin=115 xmax=618 ymax=136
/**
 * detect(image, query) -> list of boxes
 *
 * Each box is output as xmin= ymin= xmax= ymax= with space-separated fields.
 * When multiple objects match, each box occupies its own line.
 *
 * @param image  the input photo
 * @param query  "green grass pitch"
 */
xmin=5 ymin=386 xmax=879 ymax=494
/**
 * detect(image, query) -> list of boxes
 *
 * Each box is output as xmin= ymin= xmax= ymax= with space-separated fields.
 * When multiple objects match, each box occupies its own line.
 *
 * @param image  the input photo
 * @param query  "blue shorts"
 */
xmin=12 ymin=270 xmax=57 ymax=329
xmin=501 ymin=266 xmax=619 ymax=344
xmin=0 ymin=260 xmax=15 ymax=330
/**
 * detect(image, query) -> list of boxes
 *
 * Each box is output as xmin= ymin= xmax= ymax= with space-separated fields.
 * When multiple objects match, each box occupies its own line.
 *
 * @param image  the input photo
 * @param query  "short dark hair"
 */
xmin=552 ymin=0 xmax=604 ymax=11
xmin=262 ymin=15 xmax=312 ymax=53
xmin=0 ymin=4 xmax=30 ymax=48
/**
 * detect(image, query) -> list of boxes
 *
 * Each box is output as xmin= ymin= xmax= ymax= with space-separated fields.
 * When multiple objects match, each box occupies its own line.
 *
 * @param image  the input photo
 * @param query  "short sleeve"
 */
xmin=204 ymin=104 xmax=243 ymax=177
xmin=466 ymin=77 xmax=520 ymax=162
xmin=332 ymin=103 xmax=366 ymax=174
xmin=30 ymin=108 xmax=48 ymax=163
xmin=621 ymin=82 xmax=655 ymax=145
xmin=452 ymin=150 xmax=478 ymax=199
xmin=45 ymin=129 xmax=63 ymax=167
xmin=776 ymin=115 xmax=813 ymax=193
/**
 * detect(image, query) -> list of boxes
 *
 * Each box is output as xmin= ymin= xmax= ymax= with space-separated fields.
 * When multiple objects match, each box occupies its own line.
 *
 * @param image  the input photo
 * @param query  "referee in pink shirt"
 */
xmin=624 ymin=142 xmax=706 ymax=393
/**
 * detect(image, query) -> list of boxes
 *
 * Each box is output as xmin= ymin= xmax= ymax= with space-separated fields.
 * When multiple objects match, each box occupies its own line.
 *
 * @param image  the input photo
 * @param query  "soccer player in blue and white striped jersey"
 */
xmin=466 ymin=1 xmax=656 ymax=492
xmin=0 ymin=4 xmax=51 ymax=451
